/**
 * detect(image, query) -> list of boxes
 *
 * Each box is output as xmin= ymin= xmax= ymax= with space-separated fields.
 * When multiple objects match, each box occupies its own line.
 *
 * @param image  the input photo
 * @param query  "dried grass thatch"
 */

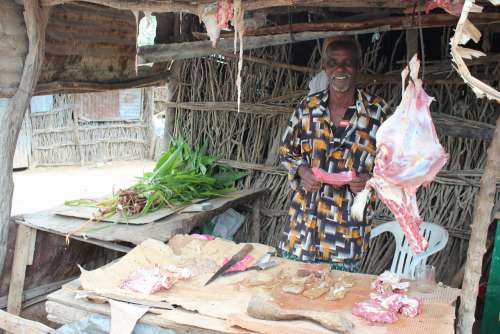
xmin=30 ymin=92 xmax=152 ymax=166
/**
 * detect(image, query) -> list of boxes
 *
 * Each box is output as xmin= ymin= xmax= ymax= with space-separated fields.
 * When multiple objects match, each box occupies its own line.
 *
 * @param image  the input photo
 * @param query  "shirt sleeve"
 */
xmin=279 ymin=102 xmax=307 ymax=190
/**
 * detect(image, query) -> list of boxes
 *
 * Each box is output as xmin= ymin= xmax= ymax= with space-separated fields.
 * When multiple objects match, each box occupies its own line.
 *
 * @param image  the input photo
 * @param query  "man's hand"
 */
xmin=348 ymin=173 xmax=370 ymax=193
xmin=298 ymin=166 xmax=322 ymax=192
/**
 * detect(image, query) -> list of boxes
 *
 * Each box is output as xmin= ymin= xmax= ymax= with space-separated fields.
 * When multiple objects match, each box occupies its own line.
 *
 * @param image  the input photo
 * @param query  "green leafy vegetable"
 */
xmin=66 ymin=137 xmax=247 ymax=218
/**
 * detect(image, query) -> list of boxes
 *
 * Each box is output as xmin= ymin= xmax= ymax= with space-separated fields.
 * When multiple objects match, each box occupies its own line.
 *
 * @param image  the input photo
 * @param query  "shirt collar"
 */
xmin=318 ymin=88 xmax=370 ymax=118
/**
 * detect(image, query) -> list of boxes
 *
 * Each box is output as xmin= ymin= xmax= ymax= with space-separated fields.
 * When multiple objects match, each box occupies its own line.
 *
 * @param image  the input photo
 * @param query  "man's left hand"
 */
xmin=349 ymin=173 xmax=370 ymax=193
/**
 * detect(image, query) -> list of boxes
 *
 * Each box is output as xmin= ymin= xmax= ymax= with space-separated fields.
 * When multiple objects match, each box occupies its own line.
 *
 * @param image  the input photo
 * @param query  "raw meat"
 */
xmin=424 ymin=0 xmax=464 ymax=16
xmin=121 ymin=267 xmax=175 ymax=294
xmin=370 ymin=293 xmax=423 ymax=318
xmin=164 ymin=265 xmax=193 ymax=279
xmin=199 ymin=0 xmax=233 ymax=47
xmin=311 ymin=168 xmax=355 ymax=187
xmin=352 ymin=300 xmax=399 ymax=324
xmin=352 ymin=55 xmax=448 ymax=254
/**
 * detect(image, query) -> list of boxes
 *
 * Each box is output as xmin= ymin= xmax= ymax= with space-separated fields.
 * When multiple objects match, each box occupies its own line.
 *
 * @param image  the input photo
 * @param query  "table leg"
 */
xmin=7 ymin=225 xmax=37 ymax=316
xmin=251 ymin=198 xmax=262 ymax=243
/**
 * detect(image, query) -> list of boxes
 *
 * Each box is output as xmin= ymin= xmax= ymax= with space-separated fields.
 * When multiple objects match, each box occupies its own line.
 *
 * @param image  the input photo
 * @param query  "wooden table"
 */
xmin=6 ymin=188 xmax=268 ymax=317
xmin=45 ymin=272 xmax=461 ymax=334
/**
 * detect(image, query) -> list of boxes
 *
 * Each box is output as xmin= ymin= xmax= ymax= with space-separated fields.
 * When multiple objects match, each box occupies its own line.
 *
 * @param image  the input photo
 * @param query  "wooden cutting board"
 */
xmin=54 ymin=198 xmax=206 ymax=225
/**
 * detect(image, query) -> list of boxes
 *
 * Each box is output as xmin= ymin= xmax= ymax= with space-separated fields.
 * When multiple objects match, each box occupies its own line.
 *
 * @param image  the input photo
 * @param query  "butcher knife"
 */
xmin=204 ymin=243 xmax=254 ymax=286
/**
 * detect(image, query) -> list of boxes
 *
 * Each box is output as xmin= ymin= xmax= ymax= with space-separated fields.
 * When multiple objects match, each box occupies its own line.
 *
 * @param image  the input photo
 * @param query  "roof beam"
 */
xmin=139 ymin=26 xmax=390 ymax=63
xmin=139 ymin=12 xmax=500 ymax=63
xmin=204 ymin=12 xmax=500 ymax=38
xmin=39 ymin=0 xmax=437 ymax=13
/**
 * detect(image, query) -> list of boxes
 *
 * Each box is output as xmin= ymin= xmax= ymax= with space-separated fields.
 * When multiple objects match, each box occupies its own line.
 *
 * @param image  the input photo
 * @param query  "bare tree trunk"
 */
xmin=0 ymin=0 xmax=48 ymax=276
xmin=457 ymin=114 xmax=500 ymax=334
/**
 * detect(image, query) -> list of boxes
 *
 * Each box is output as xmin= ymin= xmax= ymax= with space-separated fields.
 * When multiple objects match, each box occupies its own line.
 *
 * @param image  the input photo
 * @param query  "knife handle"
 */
xmin=231 ymin=244 xmax=254 ymax=263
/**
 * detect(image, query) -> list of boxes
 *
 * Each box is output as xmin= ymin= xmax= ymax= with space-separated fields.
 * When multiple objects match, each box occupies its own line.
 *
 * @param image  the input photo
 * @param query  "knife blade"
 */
xmin=204 ymin=244 xmax=254 ymax=286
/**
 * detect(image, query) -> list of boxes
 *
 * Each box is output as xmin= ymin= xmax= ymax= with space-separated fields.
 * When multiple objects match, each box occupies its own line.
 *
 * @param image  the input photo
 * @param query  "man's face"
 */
xmin=323 ymin=47 xmax=358 ymax=93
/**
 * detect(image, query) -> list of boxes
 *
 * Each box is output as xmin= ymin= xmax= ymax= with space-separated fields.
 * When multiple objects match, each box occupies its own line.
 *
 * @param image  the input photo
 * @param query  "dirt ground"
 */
xmin=12 ymin=160 xmax=155 ymax=215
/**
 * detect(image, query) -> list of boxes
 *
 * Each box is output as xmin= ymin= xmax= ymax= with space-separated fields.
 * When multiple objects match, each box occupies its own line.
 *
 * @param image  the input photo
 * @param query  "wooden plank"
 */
xmin=54 ymin=204 xmax=185 ymax=225
xmin=6 ymin=225 xmax=36 ymax=315
xmin=0 ymin=309 xmax=54 ymax=334
xmin=26 ymin=227 xmax=37 ymax=265
xmin=46 ymin=287 xmax=245 ymax=334
xmin=20 ymin=189 xmax=268 ymax=245
xmin=213 ymin=13 xmax=500 ymax=38
xmin=139 ymin=26 xmax=390 ymax=63
xmin=34 ymin=71 xmax=172 ymax=96
xmin=0 ymin=277 xmax=76 ymax=310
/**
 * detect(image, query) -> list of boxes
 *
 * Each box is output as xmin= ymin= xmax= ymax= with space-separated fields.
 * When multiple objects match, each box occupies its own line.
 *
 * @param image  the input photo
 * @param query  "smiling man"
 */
xmin=279 ymin=37 xmax=389 ymax=272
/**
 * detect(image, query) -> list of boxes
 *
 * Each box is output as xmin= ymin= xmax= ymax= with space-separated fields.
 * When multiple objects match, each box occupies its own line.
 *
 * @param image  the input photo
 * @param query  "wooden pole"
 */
xmin=0 ymin=0 xmax=48 ymax=276
xmin=457 ymin=114 xmax=500 ymax=334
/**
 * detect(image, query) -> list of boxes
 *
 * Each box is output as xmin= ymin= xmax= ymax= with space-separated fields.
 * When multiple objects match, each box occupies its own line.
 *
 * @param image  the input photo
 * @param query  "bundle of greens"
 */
xmin=65 ymin=137 xmax=247 ymax=220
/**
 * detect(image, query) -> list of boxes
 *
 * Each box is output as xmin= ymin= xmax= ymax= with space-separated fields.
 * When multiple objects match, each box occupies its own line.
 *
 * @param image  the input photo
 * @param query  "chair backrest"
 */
xmin=370 ymin=221 xmax=449 ymax=278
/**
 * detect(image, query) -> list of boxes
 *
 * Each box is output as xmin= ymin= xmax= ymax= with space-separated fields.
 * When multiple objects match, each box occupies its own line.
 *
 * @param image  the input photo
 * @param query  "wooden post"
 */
xmin=406 ymin=29 xmax=418 ymax=62
xmin=251 ymin=199 xmax=262 ymax=243
xmin=0 ymin=0 xmax=49 ymax=277
xmin=142 ymin=87 xmax=156 ymax=159
xmin=457 ymin=115 xmax=500 ymax=334
xmin=163 ymin=61 xmax=181 ymax=150
xmin=7 ymin=225 xmax=36 ymax=316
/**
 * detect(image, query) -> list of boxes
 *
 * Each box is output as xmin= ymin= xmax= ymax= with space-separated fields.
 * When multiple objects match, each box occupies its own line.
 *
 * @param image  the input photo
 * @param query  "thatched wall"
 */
xmin=171 ymin=30 xmax=499 ymax=286
xmin=0 ymin=1 xmax=27 ymax=98
xmin=29 ymin=91 xmax=152 ymax=166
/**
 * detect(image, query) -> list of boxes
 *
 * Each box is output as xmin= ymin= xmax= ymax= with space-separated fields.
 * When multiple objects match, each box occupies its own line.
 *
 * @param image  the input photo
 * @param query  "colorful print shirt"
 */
xmin=279 ymin=89 xmax=389 ymax=264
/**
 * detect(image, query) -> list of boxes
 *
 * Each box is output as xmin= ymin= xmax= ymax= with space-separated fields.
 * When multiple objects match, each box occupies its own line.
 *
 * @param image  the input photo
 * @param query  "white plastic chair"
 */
xmin=370 ymin=221 xmax=449 ymax=279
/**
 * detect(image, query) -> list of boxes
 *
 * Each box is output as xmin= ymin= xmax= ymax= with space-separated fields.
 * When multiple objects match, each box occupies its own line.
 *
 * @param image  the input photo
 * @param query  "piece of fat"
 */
xmin=302 ymin=286 xmax=329 ymax=300
xmin=326 ymin=284 xmax=347 ymax=301
xmin=282 ymin=284 xmax=305 ymax=295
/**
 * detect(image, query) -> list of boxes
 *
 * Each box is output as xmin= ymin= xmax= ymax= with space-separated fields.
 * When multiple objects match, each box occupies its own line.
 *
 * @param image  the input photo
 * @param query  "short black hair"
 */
xmin=323 ymin=39 xmax=362 ymax=68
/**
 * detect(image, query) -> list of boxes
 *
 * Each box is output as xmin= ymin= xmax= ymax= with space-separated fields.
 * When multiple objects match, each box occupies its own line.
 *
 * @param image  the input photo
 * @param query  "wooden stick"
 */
xmin=457 ymin=115 xmax=500 ymax=334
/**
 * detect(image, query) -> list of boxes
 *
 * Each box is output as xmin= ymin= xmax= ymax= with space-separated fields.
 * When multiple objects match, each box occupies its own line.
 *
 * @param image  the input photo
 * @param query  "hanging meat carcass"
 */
xmin=352 ymin=54 xmax=449 ymax=254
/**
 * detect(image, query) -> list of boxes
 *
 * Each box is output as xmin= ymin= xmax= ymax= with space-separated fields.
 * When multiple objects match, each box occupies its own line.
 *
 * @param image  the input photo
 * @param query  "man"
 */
xmin=279 ymin=37 xmax=389 ymax=272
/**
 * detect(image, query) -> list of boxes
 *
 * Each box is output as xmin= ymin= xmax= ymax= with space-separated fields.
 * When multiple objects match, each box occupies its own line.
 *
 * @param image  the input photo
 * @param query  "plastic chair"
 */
xmin=370 ymin=221 xmax=449 ymax=279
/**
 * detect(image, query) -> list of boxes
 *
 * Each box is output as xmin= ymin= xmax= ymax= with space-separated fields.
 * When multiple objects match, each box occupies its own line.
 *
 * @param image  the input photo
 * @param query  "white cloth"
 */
xmin=110 ymin=299 xmax=150 ymax=334
xmin=308 ymin=70 xmax=329 ymax=95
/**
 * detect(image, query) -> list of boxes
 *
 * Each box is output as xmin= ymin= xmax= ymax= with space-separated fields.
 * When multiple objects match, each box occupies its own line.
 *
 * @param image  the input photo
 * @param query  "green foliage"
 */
xmin=66 ymin=137 xmax=247 ymax=217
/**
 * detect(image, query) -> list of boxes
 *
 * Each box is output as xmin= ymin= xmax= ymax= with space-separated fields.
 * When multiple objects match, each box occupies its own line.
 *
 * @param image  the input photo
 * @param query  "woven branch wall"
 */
xmin=172 ymin=30 xmax=499 ymax=286
xmin=30 ymin=92 xmax=152 ymax=166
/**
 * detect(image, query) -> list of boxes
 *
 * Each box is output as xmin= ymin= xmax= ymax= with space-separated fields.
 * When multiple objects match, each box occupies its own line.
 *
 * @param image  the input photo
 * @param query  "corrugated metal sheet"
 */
xmin=76 ymin=89 xmax=142 ymax=120
xmin=0 ymin=1 xmax=27 ymax=97
xmin=40 ymin=3 xmax=137 ymax=84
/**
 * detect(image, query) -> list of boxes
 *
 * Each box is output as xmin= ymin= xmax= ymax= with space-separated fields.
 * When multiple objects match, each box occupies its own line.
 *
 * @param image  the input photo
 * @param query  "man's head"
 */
xmin=322 ymin=38 xmax=361 ymax=93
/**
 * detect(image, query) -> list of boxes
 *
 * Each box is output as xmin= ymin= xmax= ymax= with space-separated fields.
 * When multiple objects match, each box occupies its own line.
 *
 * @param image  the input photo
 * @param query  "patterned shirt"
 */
xmin=279 ymin=89 xmax=389 ymax=264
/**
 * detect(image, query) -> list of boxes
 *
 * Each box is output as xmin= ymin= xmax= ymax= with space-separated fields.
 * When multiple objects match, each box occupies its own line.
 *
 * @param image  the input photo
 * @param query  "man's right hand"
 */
xmin=298 ymin=166 xmax=322 ymax=192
